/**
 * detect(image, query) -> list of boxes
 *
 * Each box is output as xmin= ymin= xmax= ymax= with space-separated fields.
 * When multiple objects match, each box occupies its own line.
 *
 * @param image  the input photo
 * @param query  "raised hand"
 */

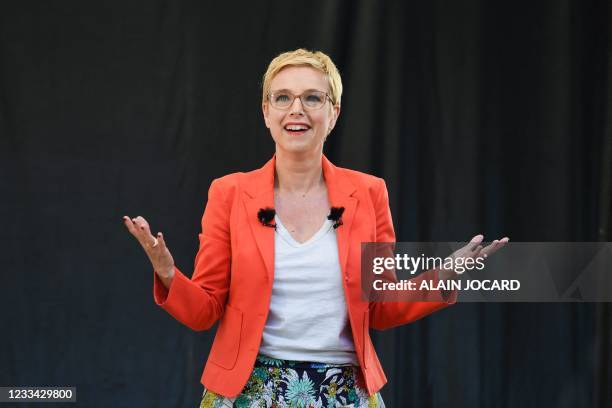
xmin=440 ymin=234 xmax=510 ymax=279
xmin=123 ymin=215 xmax=175 ymax=287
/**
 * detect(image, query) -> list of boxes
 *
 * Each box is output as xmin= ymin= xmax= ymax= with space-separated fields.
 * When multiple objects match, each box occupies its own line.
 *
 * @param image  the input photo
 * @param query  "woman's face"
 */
xmin=262 ymin=66 xmax=340 ymax=156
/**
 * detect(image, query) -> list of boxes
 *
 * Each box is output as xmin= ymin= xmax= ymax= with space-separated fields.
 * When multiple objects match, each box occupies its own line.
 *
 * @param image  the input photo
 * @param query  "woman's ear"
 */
xmin=262 ymin=102 xmax=270 ymax=129
xmin=329 ymin=104 xmax=341 ymax=133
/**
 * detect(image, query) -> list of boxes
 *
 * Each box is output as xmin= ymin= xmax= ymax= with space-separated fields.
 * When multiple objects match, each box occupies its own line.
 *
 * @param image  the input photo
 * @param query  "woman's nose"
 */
xmin=288 ymin=96 xmax=305 ymax=115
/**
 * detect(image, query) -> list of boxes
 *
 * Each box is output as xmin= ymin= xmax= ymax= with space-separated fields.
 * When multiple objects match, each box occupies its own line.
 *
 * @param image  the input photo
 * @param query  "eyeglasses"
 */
xmin=268 ymin=89 xmax=333 ymax=110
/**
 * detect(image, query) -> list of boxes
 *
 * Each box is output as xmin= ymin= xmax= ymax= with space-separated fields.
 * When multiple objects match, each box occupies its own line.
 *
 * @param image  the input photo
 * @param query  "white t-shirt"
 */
xmin=258 ymin=215 xmax=358 ymax=365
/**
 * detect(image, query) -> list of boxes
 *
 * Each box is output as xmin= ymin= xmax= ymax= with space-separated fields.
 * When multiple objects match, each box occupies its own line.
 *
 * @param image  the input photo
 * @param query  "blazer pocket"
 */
xmin=209 ymin=303 xmax=243 ymax=370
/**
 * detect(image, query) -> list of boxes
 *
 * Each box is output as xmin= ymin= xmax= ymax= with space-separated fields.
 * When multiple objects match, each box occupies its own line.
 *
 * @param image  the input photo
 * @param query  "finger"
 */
xmin=481 ymin=237 xmax=510 ymax=257
xmin=130 ymin=217 xmax=147 ymax=244
xmin=133 ymin=216 xmax=154 ymax=240
xmin=132 ymin=216 xmax=150 ymax=232
xmin=123 ymin=216 xmax=138 ymax=234
xmin=470 ymin=234 xmax=484 ymax=243
xmin=157 ymin=232 xmax=167 ymax=248
xmin=142 ymin=231 xmax=159 ymax=250
xmin=124 ymin=216 xmax=146 ymax=242
xmin=469 ymin=234 xmax=484 ymax=251
xmin=131 ymin=217 xmax=141 ymax=234
xmin=480 ymin=240 xmax=499 ymax=257
xmin=131 ymin=217 xmax=158 ymax=250
xmin=148 ymin=235 xmax=159 ymax=248
xmin=138 ymin=220 xmax=152 ymax=236
xmin=492 ymin=237 xmax=509 ymax=252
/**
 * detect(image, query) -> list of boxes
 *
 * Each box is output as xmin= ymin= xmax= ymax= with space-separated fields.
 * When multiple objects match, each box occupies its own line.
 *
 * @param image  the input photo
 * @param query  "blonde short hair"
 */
xmin=262 ymin=49 xmax=343 ymax=106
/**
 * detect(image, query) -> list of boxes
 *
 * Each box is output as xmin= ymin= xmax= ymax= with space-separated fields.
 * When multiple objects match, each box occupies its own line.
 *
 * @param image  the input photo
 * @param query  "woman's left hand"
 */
xmin=439 ymin=235 xmax=510 ymax=280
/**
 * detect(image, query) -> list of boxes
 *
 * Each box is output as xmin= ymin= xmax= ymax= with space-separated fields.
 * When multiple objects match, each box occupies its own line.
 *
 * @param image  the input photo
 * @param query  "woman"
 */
xmin=123 ymin=49 xmax=508 ymax=407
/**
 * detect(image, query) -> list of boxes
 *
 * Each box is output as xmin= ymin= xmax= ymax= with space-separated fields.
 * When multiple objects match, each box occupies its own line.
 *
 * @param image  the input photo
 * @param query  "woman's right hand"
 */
xmin=123 ymin=215 xmax=175 ymax=287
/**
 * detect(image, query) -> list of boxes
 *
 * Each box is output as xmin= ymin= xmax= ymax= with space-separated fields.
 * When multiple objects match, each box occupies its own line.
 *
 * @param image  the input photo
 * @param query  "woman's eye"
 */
xmin=305 ymin=94 xmax=322 ymax=103
xmin=275 ymin=94 xmax=291 ymax=102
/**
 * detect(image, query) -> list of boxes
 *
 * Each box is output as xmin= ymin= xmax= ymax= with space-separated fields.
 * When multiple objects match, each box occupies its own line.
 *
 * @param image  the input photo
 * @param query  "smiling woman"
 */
xmin=123 ymin=48 xmax=507 ymax=408
xmin=262 ymin=64 xmax=340 ymax=159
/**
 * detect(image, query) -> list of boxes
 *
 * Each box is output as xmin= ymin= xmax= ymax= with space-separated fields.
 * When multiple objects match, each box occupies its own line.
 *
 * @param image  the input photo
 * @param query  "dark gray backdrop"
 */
xmin=1 ymin=0 xmax=611 ymax=407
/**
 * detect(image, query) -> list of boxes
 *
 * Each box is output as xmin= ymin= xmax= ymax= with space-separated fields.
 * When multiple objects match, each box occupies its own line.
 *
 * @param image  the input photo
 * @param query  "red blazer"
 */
xmin=153 ymin=154 xmax=455 ymax=397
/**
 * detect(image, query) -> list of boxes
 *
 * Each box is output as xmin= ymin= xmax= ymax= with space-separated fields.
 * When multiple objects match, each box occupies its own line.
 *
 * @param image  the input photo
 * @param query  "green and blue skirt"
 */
xmin=200 ymin=354 xmax=385 ymax=408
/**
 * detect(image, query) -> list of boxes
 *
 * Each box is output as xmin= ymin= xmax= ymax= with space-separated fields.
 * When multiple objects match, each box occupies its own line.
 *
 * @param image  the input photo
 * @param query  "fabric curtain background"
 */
xmin=1 ymin=0 xmax=610 ymax=406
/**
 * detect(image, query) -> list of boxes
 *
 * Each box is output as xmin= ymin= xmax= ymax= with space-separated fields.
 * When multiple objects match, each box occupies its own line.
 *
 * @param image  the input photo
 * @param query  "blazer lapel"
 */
xmin=322 ymin=155 xmax=358 ymax=282
xmin=242 ymin=156 xmax=276 ymax=282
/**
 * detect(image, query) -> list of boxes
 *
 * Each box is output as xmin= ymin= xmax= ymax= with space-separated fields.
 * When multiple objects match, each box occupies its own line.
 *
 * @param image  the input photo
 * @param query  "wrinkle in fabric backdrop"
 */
xmin=1 ymin=0 xmax=610 ymax=407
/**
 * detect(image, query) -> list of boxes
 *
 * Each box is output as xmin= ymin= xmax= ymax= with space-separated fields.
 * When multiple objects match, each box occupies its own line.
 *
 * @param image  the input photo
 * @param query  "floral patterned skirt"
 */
xmin=199 ymin=354 xmax=385 ymax=408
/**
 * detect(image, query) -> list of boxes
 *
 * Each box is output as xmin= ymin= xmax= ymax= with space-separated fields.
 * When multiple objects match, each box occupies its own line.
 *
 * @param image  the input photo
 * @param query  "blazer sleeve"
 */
xmin=152 ymin=178 xmax=231 ymax=331
xmin=368 ymin=178 xmax=457 ymax=330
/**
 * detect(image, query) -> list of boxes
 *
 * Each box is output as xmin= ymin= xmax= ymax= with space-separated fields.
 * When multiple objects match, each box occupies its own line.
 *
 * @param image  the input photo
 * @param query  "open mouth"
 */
xmin=283 ymin=124 xmax=311 ymax=135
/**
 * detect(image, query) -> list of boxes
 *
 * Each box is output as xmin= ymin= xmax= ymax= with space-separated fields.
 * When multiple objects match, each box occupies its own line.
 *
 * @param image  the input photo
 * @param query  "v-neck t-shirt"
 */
xmin=258 ymin=215 xmax=358 ymax=364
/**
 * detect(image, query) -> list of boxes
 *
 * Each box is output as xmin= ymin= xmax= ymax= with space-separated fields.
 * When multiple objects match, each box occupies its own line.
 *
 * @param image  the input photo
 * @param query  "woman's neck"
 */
xmin=274 ymin=150 xmax=324 ymax=194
